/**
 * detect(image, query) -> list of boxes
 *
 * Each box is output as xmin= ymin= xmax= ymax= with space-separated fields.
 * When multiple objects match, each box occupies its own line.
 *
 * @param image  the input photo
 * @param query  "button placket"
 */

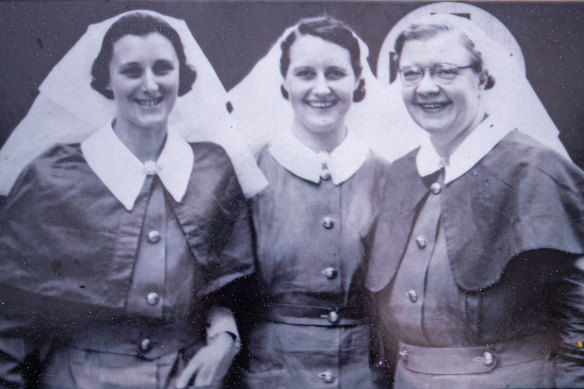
xmin=386 ymin=183 xmax=442 ymax=339
xmin=125 ymin=178 xmax=167 ymax=317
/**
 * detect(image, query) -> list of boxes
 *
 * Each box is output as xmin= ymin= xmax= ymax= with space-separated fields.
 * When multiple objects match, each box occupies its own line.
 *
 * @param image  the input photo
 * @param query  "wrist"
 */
xmin=208 ymin=331 xmax=241 ymax=352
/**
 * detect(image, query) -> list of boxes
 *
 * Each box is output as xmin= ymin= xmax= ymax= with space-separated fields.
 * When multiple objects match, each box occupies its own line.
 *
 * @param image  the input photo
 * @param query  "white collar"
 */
xmin=269 ymin=129 xmax=369 ymax=185
xmin=416 ymin=116 xmax=511 ymax=183
xmin=81 ymin=124 xmax=194 ymax=211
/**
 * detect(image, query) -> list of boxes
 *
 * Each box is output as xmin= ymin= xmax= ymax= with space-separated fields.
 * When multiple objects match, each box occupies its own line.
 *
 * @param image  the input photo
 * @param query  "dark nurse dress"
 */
xmin=0 ymin=125 xmax=254 ymax=388
xmin=242 ymin=131 xmax=391 ymax=389
xmin=367 ymin=120 xmax=584 ymax=389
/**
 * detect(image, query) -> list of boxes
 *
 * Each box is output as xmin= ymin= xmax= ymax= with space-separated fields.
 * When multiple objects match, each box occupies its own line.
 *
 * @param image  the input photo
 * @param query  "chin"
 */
xmin=136 ymin=115 xmax=168 ymax=129
xmin=307 ymin=121 xmax=341 ymax=135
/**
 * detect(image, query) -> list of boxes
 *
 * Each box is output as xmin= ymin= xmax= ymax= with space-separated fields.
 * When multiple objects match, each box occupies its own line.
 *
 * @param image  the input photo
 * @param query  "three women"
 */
xmin=1 ymin=6 xmax=583 ymax=389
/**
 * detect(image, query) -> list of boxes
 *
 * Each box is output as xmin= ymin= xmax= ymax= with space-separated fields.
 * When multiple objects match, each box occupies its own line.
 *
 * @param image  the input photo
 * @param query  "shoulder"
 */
xmin=363 ymin=149 xmax=393 ymax=174
xmin=190 ymin=141 xmax=229 ymax=160
xmin=2 ymin=142 xmax=98 ymax=218
xmin=253 ymin=144 xmax=283 ymax=181
xmin=484 ymin=131 xmax=584 ymax=191
xmin=9 ymin=143 xmax=89 ymax=195
xmin=31 ymin=142 xmax=85 ymax=172
xmin=379 ymin=147 xmax=421 ymax=194
xmin=189 ymin=141 xmax=234 ymax=172
xmin=255 ymin=144 xmax=273 ymax=165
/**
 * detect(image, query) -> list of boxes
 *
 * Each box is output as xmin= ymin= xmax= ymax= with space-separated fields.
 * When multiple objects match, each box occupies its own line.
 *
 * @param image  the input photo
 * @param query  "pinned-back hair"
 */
xmin=395 ymin=21 xmax=495 ymax=89
xmin=91 ymin=12 xmax=197 ymax=99
xmin=280 ymin=16 xmax=363 ymax=79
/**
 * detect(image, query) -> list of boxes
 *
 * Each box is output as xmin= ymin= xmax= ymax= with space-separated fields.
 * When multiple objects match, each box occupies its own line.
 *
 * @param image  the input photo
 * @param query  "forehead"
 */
xmin=111 ymin=32 xmax=179 ymax=64
xmin=289 ymin=34 xmax=352 ymax=68
xmin=399 ymin=31 xmax=471 ymax=66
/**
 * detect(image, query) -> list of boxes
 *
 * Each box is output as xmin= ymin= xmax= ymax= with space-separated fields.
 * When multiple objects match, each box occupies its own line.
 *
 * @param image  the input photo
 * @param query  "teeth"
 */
xmin=307 ymin=100 xmax=336 ymax=109
xmin=419 ymin=102 xmax=449 ymax=110
xmin=134 ymin=97 xmax=163 ymax=107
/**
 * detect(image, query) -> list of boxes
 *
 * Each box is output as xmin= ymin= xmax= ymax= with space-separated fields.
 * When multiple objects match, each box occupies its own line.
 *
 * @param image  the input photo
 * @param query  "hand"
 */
xmin=176 ymin=332 xmax=238 ymax=389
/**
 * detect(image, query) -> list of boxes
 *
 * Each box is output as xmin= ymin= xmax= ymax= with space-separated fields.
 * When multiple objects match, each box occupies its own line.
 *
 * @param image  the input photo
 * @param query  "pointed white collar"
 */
xmin=416 ymin=116 xmax=511 ymax=183
xmin=81 ymin=124 xmax=194 ymax=211
xmin=269 ymin=129 xmax=369 ymax=185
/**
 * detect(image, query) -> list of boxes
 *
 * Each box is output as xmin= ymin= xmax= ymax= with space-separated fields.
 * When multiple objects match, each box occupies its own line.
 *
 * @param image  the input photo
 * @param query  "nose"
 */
xmin=312 ymin=74 xmax=331 ymax=95
xmin=141 ymin=69 xmax=159 ymax=93
xmin=415 ymin=71 xmax=440 ymax=96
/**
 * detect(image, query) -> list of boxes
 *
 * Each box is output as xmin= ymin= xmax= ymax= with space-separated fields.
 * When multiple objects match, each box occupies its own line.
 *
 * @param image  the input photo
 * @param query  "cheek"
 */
xmin=401 ymin=87 xmax=415 ymax=106
xmin=163 ymin=73 xmax=180 ymax=92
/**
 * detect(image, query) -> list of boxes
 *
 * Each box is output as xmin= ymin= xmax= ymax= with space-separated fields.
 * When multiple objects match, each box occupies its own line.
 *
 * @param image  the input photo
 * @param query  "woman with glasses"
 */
xmin=366 ymin=13 xmax=584 ymax=388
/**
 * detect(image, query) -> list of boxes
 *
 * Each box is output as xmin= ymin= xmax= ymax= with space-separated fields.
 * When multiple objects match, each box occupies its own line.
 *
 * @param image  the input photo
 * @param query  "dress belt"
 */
xmin=398 ymin=334 xmax=554 ymax=375
xmin=66 ymin=319 xmax=201 ymax=360
xmin=265 ymin=303 xmax=365 ymax=326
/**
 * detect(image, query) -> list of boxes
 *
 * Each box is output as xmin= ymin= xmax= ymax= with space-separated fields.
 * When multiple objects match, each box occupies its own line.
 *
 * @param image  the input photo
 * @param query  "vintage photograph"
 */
xmin=0 ymin=1 xmax=583 ymax=388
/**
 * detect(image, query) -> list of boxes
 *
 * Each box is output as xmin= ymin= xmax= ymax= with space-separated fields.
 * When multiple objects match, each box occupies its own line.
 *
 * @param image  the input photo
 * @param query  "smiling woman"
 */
xmin=233 ymin=16 xmax=390 ymax=389
xmin=397 ymin=29 xmax=489 ymax=157
xmin=367 ymin=13 xmax=584 ymax=389
xmin=108 ymin=33 xmax=180 ymax=132
xmin=282 ymin=34 xmax=359 ymax=151
xmin=0 ymin=11 xmax=254 ymax=389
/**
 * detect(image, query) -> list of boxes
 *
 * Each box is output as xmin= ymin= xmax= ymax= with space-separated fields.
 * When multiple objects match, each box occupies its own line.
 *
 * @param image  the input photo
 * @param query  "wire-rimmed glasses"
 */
xmin=399 ymin=64 xmax=474 ymax=86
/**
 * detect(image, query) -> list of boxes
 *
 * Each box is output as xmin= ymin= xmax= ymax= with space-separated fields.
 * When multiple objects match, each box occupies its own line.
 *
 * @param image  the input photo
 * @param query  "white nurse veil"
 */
xmin=228 ymin=16 xmax=422 ymax=162
xmin=377 ymin=3 xmax=570 ymax=159
xmin=0 ymin=10 xmax=267 ymax=197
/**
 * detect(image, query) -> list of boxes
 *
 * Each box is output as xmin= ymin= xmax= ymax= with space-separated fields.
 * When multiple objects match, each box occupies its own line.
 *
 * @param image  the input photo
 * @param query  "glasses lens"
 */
xmin=434 ymin=64 xmax=459 ymax=81
xmin=400 ymin=66 xmax=423 ymax=84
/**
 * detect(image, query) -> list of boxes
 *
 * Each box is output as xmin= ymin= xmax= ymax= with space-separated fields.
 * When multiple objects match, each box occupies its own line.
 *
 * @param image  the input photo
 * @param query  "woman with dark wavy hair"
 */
xmin=231 ymin=16 xmax=390 ymax=388
xmin=0 ymin=11 xmax=255 ymax=389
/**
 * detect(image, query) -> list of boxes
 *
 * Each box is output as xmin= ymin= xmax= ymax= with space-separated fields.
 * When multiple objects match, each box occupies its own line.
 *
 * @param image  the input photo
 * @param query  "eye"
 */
xmin=435 ymin=65 xmax=458 ymax=79
xmin=120 ymin=63 xmax=143 ymax=78
xmin=325 ymin=68 xmax=348 ymax=80
xmin=294 ymin=68 xmax=316 ymax=79
xmin=401 ymin=66 xmax=422 ymax=81
xmin=153 ymin=60 xmax=175 ymax=75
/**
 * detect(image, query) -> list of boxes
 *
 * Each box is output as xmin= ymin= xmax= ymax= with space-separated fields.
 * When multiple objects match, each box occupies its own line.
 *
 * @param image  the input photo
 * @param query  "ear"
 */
xmin=352 ymin=78 xmax=366 ymax=103
xmin=280 ymin=77 xmax=289 ymax=100
xmin=280 ymin=85 xmax=289 ymax=100
xmin=478 ymin=71 xmax=489 ymax=89
xmin=104 ymin=81 xmax=114 ymax=100
xmin=354 ymin=76 xmax=361 ymax=91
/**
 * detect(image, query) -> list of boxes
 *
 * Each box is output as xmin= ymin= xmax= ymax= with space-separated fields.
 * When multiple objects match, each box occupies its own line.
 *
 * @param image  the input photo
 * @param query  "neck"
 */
xmin=291 ymin=119 xmax=348 ymax=153
xmin=112 ymin=119 xmax=168 ymax=162
xmin=431 ymin=111 xmax=487 ymax=159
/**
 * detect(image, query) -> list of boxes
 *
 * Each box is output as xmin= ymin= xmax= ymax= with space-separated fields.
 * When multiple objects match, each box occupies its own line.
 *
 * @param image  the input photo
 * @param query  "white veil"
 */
xmin=0 ymin=10 xmax=267 ymax=197
xmin=382 ymin=11 xmax=570 ymax=159
xmin=228 ymin=17 xmax=423 ymax=162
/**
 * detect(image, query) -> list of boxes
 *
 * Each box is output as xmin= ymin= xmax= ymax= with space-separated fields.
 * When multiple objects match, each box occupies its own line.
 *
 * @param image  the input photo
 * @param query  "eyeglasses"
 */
xmin=398 ymin=64 xmax=473 ymax=86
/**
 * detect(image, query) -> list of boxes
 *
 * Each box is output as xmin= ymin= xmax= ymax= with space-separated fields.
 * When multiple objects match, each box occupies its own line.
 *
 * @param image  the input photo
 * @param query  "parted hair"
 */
xmin=91 ymin=12 xmax=197 ymax=99
xmin=280 ymin=16 xmax=366 ymax=102
xmin=395 ymin=22 xmax=495 ymax=89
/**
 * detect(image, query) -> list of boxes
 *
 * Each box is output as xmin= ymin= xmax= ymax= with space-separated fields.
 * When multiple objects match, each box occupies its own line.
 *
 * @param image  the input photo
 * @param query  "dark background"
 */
xmin=1 ymin=1 xmax=583 ymax=167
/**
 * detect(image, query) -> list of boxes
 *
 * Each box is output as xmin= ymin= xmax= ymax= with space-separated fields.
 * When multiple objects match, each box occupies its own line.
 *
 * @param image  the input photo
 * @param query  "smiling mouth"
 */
xmin=305 ymin=100 xmax=338 ymax=109
xmin=133 ymin=97 xmax=164 ymax=107
xmin=418 ymin=102 xmax=451 ymax=112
